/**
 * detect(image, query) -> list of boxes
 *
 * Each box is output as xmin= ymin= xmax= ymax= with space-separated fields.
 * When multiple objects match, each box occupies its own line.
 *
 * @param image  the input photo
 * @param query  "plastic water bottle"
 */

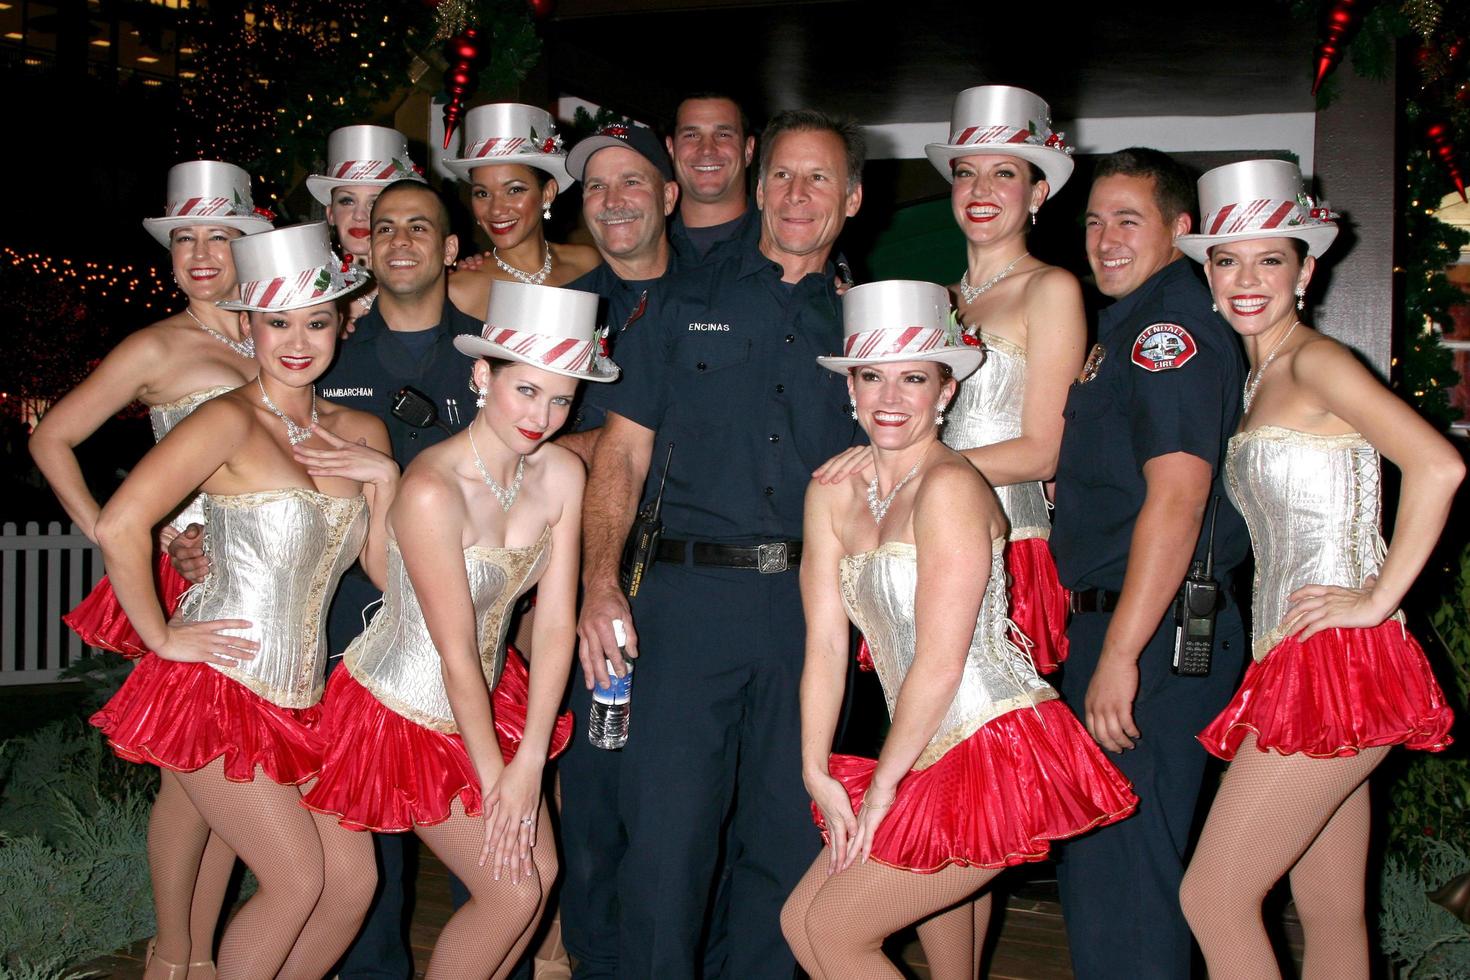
xmin=588 ymin=619 xmax=632 ymax=749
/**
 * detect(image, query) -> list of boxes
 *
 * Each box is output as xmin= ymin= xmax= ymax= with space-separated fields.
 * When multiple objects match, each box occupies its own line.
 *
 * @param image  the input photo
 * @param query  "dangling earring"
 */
xmin=469 ymin=377 xmax=487 ymax=409
xmin=849 ymin=396 xmax=858 ymax=421
xmin=1029 ymin=206 xmax=1038 ymax=227
xmin=1211 ymin=301 xmax=1219 ymax=313
xmin=935 ymin=403 xmax=947 ymax=426
xmin=543 ymin=204 xmax=552 ymax=221
xmin=1295 ymin=287 xmax=1305 ymax=311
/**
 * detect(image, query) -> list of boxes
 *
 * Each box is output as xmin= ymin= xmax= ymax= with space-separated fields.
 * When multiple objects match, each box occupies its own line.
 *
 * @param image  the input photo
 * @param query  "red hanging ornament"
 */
xmin=1425 ymin=121 xmax=1468 ymax=203
xmin=527 ymin=0 xmax=555 ymax=20
xmin=440 ymin=27 xmax=482 ymax=150
xmin=1311 ymin=0 xmax=1369 ymax=95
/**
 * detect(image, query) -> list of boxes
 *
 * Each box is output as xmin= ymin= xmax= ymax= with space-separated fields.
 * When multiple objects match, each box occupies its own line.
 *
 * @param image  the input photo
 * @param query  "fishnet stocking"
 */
xmin=276 ymin=791 xmax=378 ymax=980
xmin=780 ymin=849 xmax=998 ymax=979
xmin=1179 ymin=734 xmax=1388 ymax=980
xmin=415 ymin=799 xmax=558 ymax=980
xmin=145 ymin=770 xmax=236 ymax=978
xmin=172 ymin=759 xmax=327 ymax=980
xmin=914 ymin=891 xmax=992 ymax=979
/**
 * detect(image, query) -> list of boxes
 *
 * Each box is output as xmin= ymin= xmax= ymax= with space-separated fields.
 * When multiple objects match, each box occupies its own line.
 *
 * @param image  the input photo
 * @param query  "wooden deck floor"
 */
xmin=81 ymin=856 xmax=1303 ymax=979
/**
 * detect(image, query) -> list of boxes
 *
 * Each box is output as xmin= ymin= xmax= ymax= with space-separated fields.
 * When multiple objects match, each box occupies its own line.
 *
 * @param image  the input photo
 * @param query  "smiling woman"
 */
xmin=29 ymin=160 xmax=274 ymax=980
xmin=1174 ymin=160 xmax=1461 ymax=980
xmin=786 ymin=280 xmax=1135 ymax=979
xmin=88 ymin=222 xmax=400 ymax=978
xmin=444 ymin=103 xmax=601 ymax=318
xmin=306 ymin=125 xmax=427 ymax=323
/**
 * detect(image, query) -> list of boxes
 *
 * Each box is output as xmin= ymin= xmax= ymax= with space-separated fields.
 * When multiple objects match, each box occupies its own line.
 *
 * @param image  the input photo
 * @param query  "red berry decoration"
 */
xmin=1312 ymin=0 xmax=1368 ymax=95
xmin=1426 ymin=121 xmax=1467 ymax=202
xmin=441 ymin=27 xmax=483 ymax=150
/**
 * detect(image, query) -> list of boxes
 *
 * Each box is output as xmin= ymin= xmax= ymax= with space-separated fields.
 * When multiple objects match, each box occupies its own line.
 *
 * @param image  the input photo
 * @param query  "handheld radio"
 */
xmin=1173 ymin=495 xmax=1223 ymax=676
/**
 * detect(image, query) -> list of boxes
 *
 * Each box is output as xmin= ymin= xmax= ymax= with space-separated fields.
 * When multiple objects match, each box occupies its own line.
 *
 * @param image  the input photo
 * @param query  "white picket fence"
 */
xmin=0 ymin=521 xmax=105 ymax=685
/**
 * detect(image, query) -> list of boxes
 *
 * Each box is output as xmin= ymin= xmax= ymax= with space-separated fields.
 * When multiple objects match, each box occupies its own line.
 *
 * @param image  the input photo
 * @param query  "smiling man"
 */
xmin=1049 ymin=148 xmax=1250 ymax=980
xmin=314 ymin=179 xmax=483 ymax=980
xmin=573 ymin=109 xmax=863 ymax=980
xmin=665 ymin=92 xmax=759 ymax=265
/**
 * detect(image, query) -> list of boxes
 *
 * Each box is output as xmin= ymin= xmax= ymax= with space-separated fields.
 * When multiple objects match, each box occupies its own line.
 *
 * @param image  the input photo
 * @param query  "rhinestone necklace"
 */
xmin=1242 ymin=319 xmax=1300 ymax=413
xmin=959 ymin=252 xmax=1028 ymax=305
xmin=257 ymin=376 xmax=317 ymax=446
xmin=866 ymin=457 xmax=924 ymax=526
xmin=493 ymin=242 xmax=553 ymax=286
xmin=185 ymin=307 xmax=255 ymax=358
xmin=468 ymin=417 xmax=526 ymax=512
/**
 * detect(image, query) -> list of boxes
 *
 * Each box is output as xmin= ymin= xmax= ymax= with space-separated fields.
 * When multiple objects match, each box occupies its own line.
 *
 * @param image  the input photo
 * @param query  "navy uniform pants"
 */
xmin=1056 ymin=603 xmax=1245 ymax=980
xmin=559 ymin=674 xmax=625 ymax=978
xmin=563 ymin=558 xmax=817 ymax=980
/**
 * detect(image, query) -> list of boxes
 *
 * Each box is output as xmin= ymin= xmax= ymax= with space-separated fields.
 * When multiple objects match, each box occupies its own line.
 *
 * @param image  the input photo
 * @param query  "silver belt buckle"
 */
xmin=757 ymin=541 xmax=789 ymax=574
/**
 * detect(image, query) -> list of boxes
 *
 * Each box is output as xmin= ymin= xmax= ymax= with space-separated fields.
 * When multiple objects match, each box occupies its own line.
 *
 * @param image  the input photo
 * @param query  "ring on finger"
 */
xmin=520 ymin=816 xmax=535 ymax=826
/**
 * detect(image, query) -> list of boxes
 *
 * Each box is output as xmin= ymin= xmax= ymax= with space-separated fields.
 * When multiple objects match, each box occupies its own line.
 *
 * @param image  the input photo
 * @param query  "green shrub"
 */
xmin=1379 ymin=838 xmax=1470 ymax=978
xmin=0 ymin=721 xmax=155 ymax=973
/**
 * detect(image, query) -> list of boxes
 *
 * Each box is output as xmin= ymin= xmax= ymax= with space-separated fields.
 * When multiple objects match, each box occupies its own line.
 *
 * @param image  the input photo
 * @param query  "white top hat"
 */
xmin=817 ymin=280 xmax=984 ymax=380
xmin=142 ymin=161 xmax=275 ymax=247
xmin=305 ymin=125 xmax=425 ymax=206
xmin=924 ymin=85 xmax=1075 ymax=196
xmin=1176 ymin=159 xmax=1340 ymax=262
xmin=454 ymin=281 xmax=617 ymax=383
xmin=217 ymin=222 xmax=368 ymax=312
xmin=442 ymin=104 xmax=573 ymax=189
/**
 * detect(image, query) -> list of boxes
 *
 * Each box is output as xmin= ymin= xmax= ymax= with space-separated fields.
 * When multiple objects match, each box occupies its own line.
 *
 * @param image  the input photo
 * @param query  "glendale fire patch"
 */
xmin=1131 ymin=323 xmax=1198 ymax=372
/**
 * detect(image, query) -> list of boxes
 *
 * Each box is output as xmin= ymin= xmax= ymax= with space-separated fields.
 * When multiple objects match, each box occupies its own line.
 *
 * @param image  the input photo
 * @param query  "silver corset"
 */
xmin=941 ymin=334 xmax=1050 ymax=540
xmin=149 ymin=386 xmax=233 ymax=529
xmin=346 ymin=528 xmax=552 ymax=733
xmin=839 ymin=539 xmax=1055 ymax=770
xmin=178 ymin=489 xmax=367 ymax=707
xmin=1225 ymin=426 xmax=1401 ymax=661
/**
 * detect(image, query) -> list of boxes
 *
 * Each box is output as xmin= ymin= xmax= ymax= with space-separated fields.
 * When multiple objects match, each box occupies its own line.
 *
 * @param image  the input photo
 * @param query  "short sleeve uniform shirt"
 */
xmin=1051 ymin=258 xmax=1250 ymax=592
xmin=581 ymin=242 xmax=859 ymax=542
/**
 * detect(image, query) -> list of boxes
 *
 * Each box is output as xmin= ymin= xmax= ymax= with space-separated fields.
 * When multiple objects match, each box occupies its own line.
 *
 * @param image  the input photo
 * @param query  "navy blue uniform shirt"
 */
xmin=582 ymin=241 xmax=859 ymax=542
xmin=1051 ymin=258 xmax=1249 ymax=592
xmin=319 ymin=298 xmax=482 ymax=469
xmin=669 ymin=208 xmax=761 ymax=269
xmin=568 ymin=262 xmax=668 ymax=434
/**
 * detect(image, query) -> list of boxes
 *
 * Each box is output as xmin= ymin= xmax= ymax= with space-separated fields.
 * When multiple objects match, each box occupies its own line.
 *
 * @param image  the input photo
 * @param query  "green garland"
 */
xmin=1293 ymin=0 xmax=1469 ymax=425
xmin=173 ymin=0 xmax=543 ymax=219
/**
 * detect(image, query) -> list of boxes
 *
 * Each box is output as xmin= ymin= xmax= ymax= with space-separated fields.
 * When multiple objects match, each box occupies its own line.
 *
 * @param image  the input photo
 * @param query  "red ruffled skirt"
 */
xmin=813 ymin=698 xmax=1137 ymax=873
xmin=63 ymin=553 xmax=192 ymax=659
xmin=303 ymin=647 xmax=574 ymax=832
xmin=1198 ymin=621 xmax=1454 ymax=760
xmin=1006 ymin=537 xmax=1069 ymax=674
xmin=90 ymin=654 xmax=323 ymax=784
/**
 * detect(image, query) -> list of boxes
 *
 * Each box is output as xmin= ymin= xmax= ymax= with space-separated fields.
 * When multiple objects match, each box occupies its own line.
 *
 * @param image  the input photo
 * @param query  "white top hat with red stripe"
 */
xmin=454 ymin=281 xmax=617 ymax=383
xmin=817 ymin=280 xmax=984 ymax=380
xmin=217 ymin=222 xmax=368 ymax=313
xmin=305 ymin=125 xmax=426 ymax=206
xmin=924 ymin=85 xmax=1074 ymax=196
xmin=443 ymin=103 xmax=573 ymax=189
xmin=1176 ymin=159 xmax=1339 ymax=262
xmin=142 ymin=161 xmax=275 ymax=247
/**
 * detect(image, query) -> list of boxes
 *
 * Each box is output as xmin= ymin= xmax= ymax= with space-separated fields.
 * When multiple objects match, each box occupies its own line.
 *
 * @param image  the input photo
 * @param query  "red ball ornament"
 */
xmin=1425 ymin=121 xmax=1467 ymax=203
xmin=527 ymin=0 xmax=555 ymax=19
xmin=440 ymin=27 xmax=484 ymax=150
xmin=1312 ymin=0 xmax=1367 ymax=95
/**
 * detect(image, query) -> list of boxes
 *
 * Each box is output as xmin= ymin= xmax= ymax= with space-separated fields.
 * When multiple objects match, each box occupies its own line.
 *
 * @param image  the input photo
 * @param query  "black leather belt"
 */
xmin=1068 ymin=587 xmax=1122 ymax=614
xmin=656 ymin=537 xmax=802 ymax=573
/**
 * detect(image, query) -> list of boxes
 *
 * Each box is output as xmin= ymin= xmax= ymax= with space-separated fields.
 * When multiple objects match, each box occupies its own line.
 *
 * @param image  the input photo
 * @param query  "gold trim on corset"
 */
xmin=979 ymin=331 xmax=1026 ymax=360
xmin=476 ymin=526 xmax=552 ymax=694
xmin=151 ymin=384 xmax=235 ymax=415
